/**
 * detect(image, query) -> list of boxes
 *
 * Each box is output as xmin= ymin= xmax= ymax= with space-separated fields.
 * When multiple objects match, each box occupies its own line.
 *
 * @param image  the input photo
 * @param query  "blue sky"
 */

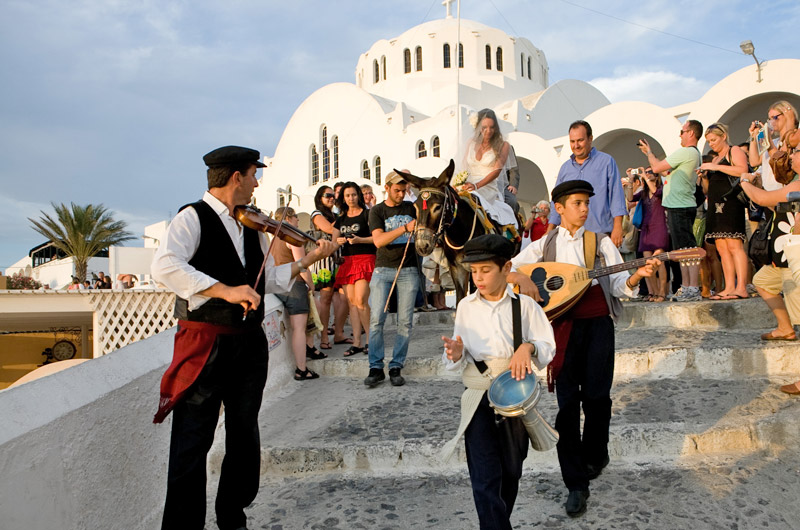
xmin=1 ymin=0 xmax=796 ymax=271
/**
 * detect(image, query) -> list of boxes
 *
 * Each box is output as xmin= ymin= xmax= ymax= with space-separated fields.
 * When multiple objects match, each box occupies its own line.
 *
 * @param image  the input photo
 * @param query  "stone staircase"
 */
xmin=206 ymin=298 xmax=800 ymax=528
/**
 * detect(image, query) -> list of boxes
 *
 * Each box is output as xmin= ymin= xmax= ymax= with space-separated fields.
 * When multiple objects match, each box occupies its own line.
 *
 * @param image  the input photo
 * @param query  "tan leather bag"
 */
xmin=769 ymin=128 xmax=800 ymax=185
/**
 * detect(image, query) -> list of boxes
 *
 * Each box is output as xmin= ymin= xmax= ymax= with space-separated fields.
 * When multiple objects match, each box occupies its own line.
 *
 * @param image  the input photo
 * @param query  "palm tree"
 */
xmin=29 ymin=202 xmax=135 ymax=283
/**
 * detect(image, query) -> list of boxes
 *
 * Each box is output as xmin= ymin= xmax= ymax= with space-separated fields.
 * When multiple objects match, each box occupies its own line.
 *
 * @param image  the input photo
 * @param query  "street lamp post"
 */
xmin=740 ymin=40 xmax=763 ymax=83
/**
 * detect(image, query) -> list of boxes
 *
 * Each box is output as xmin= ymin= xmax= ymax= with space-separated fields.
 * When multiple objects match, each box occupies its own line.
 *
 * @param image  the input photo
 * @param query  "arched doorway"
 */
xmin=516 ymin=157 xmax=548 ymax=214
xmin=594 ymin=129 xmax=668 ymax=174
xmin=715 ymin=92 xmax=800 ymax=146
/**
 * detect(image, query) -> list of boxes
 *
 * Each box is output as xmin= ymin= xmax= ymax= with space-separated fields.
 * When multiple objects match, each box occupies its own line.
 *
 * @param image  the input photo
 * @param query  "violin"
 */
xmin=234 ymin=204 xmax=318 ymax=247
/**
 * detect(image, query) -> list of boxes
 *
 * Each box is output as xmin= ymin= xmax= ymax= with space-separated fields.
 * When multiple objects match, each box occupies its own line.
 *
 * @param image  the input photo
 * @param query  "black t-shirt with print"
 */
xmin=368 ymin=201 xmax=417 ymax=268
xmin=334 ymin=209 xmax=376 ymax=256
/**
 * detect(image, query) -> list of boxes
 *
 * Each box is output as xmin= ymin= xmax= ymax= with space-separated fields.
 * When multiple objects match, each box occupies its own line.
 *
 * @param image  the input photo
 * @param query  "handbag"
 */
xmin=768 ymin=129 xmax=800 ymax=185
xmin=305 ymin=290 xmax=323 ymax=336
xmin=748 ymin=209 xmax=773 ymax=270
xmin=631 ymin=200 xmax=644 ymax=229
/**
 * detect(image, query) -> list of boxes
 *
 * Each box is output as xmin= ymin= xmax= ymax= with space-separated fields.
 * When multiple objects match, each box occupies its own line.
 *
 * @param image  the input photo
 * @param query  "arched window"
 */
xmin=322 ymin=127 xmax=330 ymax=181
xmin=432 ymin=136 xmax=440 ymax=157
xmin=362 ymin=160 xmax=371 ymax=180
xmin=278 ymin=194 xmax=286 ymax=207
xmin=443 ymin=43 xmax=451 ymax=68
xmin=520 ymin=53 xmax=524 ymax=77
xmin=373 ymin=59 xmax=379 ymax=83
xmin=332 ymin=135 xmax=339 ymax=179
xmin=485 ymin=45 xmax=491 ymax=70
xmin=496 ymin=47 xmax=503 ymax=71
xmin=404 ymin=49 xmax=411 ymax=73
xmin=415 ymin=46 xmax=423 ymax=71
xmin=374 ymin=156 xmax=381 ymax=184
xmin=381 ymin=56 xmax=386 ymax=80
xmin=527 ymin=57 xmax=532 ymax=80
xmin=458 ymin=43 xmax=463 ymax=68
xmin=310 ymin=145 xmax=319 ymax=185
xmin=417 ymin=141 xmax=427 ymax=158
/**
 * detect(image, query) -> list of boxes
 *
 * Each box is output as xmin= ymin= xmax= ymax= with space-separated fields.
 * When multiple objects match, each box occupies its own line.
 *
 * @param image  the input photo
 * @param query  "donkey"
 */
xmin=397 ymin=160 xmax=520 ymax=302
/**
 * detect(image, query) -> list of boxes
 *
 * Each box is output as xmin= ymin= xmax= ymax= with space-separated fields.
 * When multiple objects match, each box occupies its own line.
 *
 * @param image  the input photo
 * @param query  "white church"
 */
xmin=254 ymin=5 xmax=798 ymax=221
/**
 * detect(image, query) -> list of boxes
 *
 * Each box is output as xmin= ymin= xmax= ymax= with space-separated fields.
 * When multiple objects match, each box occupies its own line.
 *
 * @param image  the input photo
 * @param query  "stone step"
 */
xmin=311 ymin=325 xmax=800 ymax=380
xmin=207 ymin=449 xmax=800 ymax=530
xmin=208 ymin=376 xmax=800 ymax=477
xmin=398 ymin=296 xmax=776 ymax=330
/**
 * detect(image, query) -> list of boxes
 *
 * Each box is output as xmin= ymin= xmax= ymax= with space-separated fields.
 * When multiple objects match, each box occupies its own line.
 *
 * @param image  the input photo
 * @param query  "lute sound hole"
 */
xmin=545 ymin=276 xmax=564 ymax=291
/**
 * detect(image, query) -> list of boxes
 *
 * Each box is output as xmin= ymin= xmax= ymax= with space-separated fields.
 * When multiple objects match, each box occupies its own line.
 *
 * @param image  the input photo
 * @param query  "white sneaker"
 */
xmin=671 ymin=286 xmax=701 ymax=302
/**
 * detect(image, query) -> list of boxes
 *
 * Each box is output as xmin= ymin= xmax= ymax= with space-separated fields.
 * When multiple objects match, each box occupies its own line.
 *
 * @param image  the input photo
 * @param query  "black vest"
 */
xmin=174 ymin=200 xmax=265 ymax=328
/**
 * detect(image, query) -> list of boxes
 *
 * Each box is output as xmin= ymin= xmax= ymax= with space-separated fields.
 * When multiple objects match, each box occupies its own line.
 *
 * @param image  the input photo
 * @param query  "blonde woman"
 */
xmin=746 ymin=100 xmax=799 ymax=191
xmin=699 ymin=123 xmax=749 ymax=299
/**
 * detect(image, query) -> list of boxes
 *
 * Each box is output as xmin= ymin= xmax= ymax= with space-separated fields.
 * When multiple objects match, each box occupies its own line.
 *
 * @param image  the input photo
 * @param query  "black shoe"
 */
xmin=389 ymin=367 xmax=405 ymax=386
xmin=565 ymin=489 xmax=589 ymax=518
xmin=364 ymin=368 xmax=385 ymax=387
xmin=586 ymin=456 xmax=610 ymax=480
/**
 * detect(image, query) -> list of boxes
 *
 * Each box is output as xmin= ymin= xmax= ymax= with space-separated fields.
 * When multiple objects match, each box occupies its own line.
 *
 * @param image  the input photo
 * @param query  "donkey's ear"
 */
xmin=433 ymin=159 xmax=455 ymax=187
xmin=395 ymin=168 xmax=426 ymax=190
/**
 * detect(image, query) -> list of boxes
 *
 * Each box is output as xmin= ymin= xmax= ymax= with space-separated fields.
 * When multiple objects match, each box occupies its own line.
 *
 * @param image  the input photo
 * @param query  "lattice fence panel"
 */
xmin=87 ymin=291 xmax=177 ymax=355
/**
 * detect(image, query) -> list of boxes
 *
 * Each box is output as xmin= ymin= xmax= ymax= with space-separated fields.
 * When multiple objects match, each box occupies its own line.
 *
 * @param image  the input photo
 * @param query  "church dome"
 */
xmin=354 ymin=15 xmax=548 ymax=116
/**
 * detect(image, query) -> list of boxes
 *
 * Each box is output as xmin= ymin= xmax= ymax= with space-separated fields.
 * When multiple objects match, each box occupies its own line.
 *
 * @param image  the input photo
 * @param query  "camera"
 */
xmin=776 ymin=191 xmax=800 ymax=214
xmin=630 ymin=168 xmax=640 ymax=176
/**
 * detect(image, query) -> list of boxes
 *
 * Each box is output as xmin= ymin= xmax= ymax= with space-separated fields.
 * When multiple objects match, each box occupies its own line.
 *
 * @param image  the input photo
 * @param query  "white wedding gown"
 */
xmin=465 ymin=141 xmax=518 ymax=226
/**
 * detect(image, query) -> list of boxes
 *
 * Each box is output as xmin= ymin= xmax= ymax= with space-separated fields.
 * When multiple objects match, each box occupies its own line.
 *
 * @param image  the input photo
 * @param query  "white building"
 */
xmin=253 ymin=10 xmax=800 ymax=221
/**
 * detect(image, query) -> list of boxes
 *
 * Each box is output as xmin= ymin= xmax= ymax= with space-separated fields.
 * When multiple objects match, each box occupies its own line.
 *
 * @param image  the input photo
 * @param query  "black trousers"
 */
xmin=464 ymin=394 xmax=530 ymax=530
xmin=162 ymin=329 xmax=269 ymax=530
xmin=554 ymin=316 xmax=614 ymax=492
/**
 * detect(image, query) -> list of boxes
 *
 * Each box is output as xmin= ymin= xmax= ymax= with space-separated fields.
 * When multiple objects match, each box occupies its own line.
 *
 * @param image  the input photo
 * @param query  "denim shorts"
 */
xmin=276 ymin=282 xmax=310 ymax=315
xmin=666 ymin=207 xmax=697 ymax=249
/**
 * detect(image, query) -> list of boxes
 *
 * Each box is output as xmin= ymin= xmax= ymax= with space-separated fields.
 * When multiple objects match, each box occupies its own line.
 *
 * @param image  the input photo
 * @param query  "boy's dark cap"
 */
xmin=551 ymin=179 xmax=594 ymax=202
xmin=203 ymin=146 xmax=267 ymax=169
xmin=461 ymin=234 xmax=515 ymax=263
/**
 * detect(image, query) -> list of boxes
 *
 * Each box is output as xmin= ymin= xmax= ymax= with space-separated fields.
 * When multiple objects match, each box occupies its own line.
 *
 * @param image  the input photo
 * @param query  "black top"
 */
xmin=368 ymin=201 xmax=417 ymax=268
xmin=174 ymin=200 xmax=265 ymax=328
xmin=334 ymin=209 xmax=376 ymax=256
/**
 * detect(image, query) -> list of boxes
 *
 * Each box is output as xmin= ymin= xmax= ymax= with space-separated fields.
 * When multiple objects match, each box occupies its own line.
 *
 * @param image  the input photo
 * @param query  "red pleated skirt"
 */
xmin=334 ymin=253 xmax=375 ymax=288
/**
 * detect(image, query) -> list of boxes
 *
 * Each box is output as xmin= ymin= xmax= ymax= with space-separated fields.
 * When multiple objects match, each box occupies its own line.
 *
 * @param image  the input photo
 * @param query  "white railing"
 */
xmin=86 ymin=290 xmax=177 ymax=355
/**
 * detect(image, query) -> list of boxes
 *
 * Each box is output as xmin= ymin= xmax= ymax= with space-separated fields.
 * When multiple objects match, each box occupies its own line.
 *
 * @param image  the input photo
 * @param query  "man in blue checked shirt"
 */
xmin=548 ymin=120 xmax=628 ymax=247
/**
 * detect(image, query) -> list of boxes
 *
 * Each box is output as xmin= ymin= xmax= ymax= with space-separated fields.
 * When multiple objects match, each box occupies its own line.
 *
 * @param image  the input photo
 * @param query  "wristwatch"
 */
xmin=295 ymin=260 xmax=308 ymax=272
xmin=522 ymin=339 xmax=538 ymax=358
xmin=741 ymin=177 xmax=752 ymax=184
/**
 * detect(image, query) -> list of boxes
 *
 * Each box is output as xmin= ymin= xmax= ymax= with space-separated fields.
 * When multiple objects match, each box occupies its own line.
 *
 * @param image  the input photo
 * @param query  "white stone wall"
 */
xmin=0 ymin=296 xmax=295 ymax=529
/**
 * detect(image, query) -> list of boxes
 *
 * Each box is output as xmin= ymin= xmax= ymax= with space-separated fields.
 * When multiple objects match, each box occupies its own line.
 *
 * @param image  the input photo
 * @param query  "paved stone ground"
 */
xmin=210 ymin=448 xmax=800 ymax=529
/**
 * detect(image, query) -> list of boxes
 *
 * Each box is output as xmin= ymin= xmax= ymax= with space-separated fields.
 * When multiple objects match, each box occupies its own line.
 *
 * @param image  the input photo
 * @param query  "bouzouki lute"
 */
xmin=515 ymin=247 xmax=706 ymax=320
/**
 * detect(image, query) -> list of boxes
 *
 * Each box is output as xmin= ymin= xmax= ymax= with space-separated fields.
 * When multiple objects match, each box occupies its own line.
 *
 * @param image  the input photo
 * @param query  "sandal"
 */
xmin=650 ymin=295 xmax=665 ymax=303
xmin=294 ymin=368 xmax=320 ymax=380
xmin=306 ymin=345 xmax=328 ymax=360
xmin=319 ymin=342 xmax=332 ymax=350
xmin=334 ymin=337 xmax=354 ymax=345
xmin=343 ymin=345 xmax=365 ymax=357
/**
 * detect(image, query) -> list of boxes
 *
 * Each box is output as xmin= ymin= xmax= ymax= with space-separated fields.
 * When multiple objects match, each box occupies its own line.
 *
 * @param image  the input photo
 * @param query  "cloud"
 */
xmin=588 ymin=69 xmax=711 ymax=107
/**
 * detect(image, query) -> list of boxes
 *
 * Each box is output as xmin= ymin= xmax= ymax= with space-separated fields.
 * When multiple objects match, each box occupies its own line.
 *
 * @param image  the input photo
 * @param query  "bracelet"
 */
xmin=741 ymin=177 xmax=751 ymax=184
xmin=295 ymin=260 xmax=308 ymax=272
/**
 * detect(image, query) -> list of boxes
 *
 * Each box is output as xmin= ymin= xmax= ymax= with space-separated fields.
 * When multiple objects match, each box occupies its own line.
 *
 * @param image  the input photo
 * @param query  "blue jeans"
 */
xmin=368 ymin=266 xmax=419 ymax=370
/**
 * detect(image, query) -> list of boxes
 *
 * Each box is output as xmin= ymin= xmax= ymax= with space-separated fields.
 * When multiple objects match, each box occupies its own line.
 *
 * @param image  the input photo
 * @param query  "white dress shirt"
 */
xmin=510 ymin=225 xmax=637 ymax=299
xmin=443 ymin=285 xmax=555 ymax=371
xmin=151 ymin=191 xmax=294 ymax=311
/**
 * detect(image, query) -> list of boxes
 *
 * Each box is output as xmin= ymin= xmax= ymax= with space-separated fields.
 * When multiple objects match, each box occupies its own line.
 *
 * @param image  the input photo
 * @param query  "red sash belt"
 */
xmin=153 ymin=320 xmax=246 ymax=424
xmin=547 ymin=285 xmax=610 ymax=392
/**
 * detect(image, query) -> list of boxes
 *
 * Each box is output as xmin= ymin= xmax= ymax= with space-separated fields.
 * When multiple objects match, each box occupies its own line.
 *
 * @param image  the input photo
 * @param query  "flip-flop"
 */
xmin=334 ymin=337 xmax=354 ymax=345
xmin=343 ymin=345 xmax=365 ymax=357
xmin=761 ymin=331 xmax=798 ymax=341
xmin=319 ymin=342 xmax=332 ymax=350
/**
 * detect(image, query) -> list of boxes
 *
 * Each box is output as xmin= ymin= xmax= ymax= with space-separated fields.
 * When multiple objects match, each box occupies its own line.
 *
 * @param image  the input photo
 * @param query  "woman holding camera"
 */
xmin=699 ymin=123 xmax=749 ymax=300
xmin=523 ymin=200 xmax=550 ymax=243
xmin=746 ymin=101 xmax=799 ymax=191
xmin=332 ymin=182 xmax=376 ymax=356
xmin=625 ymin=167 xmax=669 ymax=301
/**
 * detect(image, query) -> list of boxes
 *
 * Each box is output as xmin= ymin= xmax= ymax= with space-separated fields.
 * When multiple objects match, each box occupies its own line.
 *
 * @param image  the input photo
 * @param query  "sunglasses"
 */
xmin=323 ymin=193 xmax=335 ymax=198
xmin=769 ymin=112 xmax=783 ymax=121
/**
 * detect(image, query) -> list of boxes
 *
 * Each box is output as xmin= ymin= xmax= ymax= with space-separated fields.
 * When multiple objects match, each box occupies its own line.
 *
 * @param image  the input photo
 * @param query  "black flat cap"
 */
xmin=462 ymin=233 xmax=515 ymax=263
xmin=203 ymin=146 xmax=267 ymax=169
xmin=551 ymin=179 xmax=594 ymax=202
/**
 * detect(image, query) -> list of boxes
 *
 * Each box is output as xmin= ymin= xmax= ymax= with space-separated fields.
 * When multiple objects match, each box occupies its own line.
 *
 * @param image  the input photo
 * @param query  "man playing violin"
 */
xmin=151 ymin=145 xmax=335 ymax=530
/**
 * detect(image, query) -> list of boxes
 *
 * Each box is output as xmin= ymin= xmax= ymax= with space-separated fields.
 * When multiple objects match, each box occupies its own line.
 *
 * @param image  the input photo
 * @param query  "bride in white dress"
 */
xmin=462 ymin=109 xmax=518 ymax=227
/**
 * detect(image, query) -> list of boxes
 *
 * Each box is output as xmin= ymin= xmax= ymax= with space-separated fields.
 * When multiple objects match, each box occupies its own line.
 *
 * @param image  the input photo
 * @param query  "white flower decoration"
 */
xmin=773 ymin=213 xmax=797 ymax=259
xmin=468 ymin=112 xmax=479 ymax=129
